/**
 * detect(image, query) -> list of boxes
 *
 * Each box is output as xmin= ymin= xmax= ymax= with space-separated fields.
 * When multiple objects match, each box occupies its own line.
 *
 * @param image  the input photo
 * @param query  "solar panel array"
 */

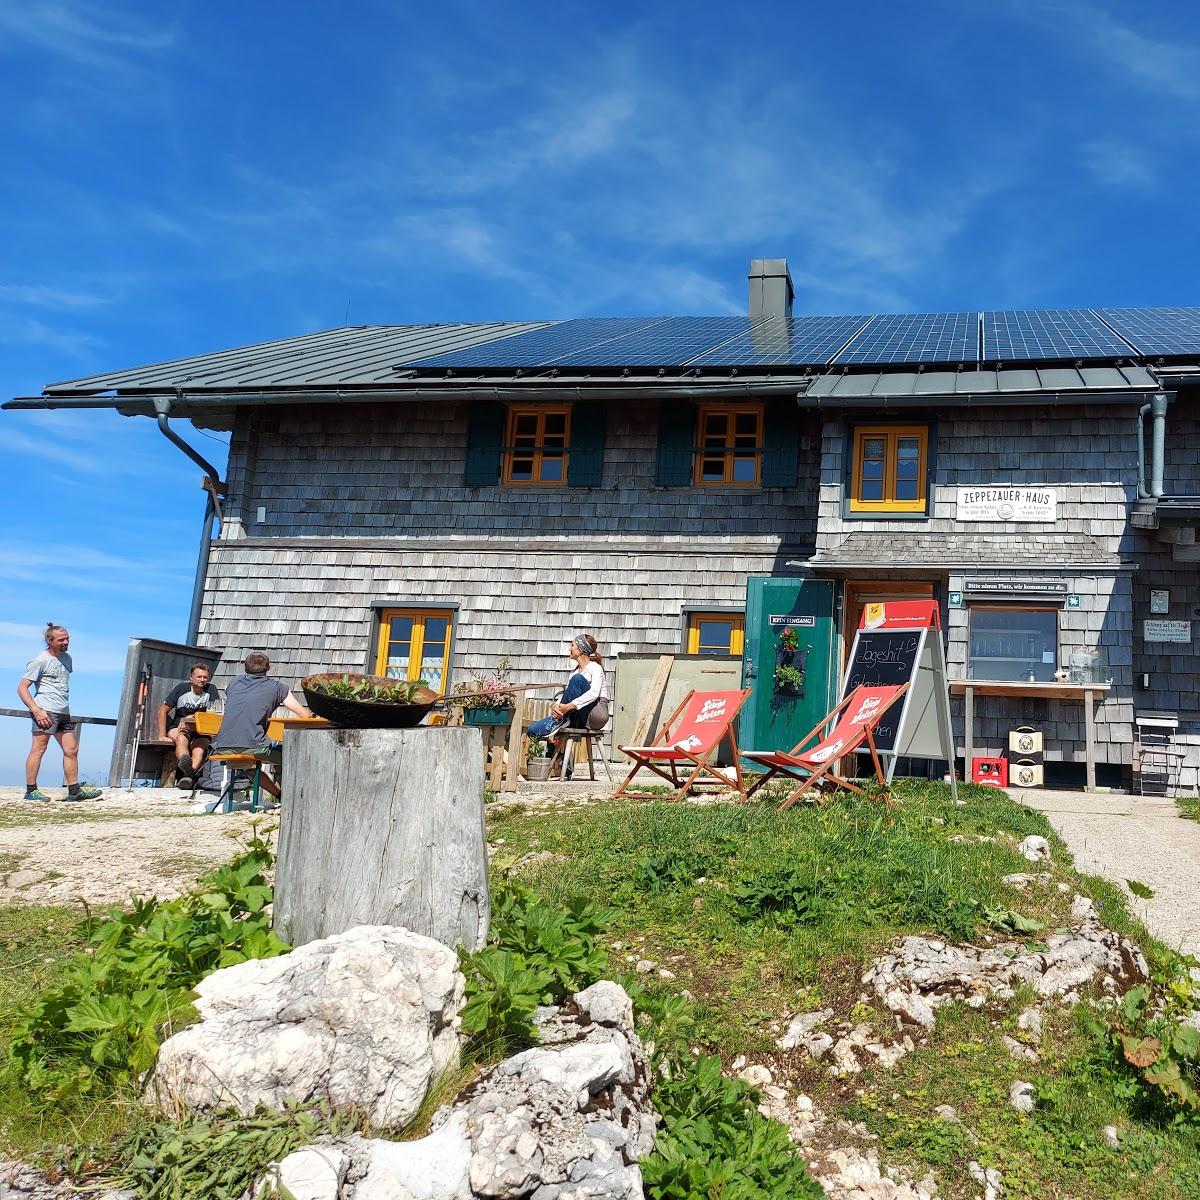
xmin=982 ymin=310 xmax=1134 ymax=361
xmin=1097 ymin=308 xmax=1200 ymax=357
xmin=405 ymin=307 xmax=1200 ymax=371
xmin=834 ymin=312 xmax=977 ymax=365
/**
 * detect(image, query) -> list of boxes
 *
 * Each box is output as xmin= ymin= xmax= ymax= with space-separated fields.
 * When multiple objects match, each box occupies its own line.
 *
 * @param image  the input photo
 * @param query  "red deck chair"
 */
xmin=615 ymin=688 xmax=752 ymax=800
xmin=743 ymin=683 xmax=909 ymax=810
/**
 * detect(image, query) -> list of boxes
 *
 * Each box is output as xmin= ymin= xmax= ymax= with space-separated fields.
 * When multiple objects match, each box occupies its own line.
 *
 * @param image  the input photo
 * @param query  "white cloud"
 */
xmin=1078 ymin=139 xmax=1158 ymax=191
xmin=0 ymin=1 xmax=175 ymax=71
xmin=2 ymin=318 xmax=104 ymax=357
xmin=0 ymin=283 xmax=110 ymax=309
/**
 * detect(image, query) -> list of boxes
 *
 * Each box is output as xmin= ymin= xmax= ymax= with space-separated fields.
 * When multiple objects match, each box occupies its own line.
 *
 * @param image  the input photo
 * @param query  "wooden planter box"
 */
xmin=463 ymin=706 xmax=514 ymax=727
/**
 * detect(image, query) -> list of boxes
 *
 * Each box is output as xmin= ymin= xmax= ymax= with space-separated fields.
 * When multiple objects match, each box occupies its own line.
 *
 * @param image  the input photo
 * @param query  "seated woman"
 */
xmin=529 ymin=634 xmax=610 ymax=742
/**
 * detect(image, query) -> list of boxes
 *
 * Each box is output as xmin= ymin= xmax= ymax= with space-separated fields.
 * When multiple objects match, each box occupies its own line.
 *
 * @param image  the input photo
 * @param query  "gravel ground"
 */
xmin=1017 ymin=787 xmax=1200 ymax=957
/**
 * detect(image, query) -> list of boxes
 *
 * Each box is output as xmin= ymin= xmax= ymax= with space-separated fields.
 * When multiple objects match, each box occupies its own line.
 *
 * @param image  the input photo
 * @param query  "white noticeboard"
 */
xmin=956 ymin=486 xmax=1057 ymax=523
xmin=1144 ymin=619 xmax=1192 ymax=644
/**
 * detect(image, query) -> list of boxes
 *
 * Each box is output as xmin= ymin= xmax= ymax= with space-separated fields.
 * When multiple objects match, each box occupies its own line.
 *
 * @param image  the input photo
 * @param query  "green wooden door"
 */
xmin=740 ymin=576 xmax=837 ymax=755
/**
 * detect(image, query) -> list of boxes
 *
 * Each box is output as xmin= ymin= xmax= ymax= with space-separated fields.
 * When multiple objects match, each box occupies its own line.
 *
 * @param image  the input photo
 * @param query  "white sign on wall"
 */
xmin=956 ymin=486 xmax=1057 ymax=523
xmin=1144 ymin=619 xmax=1192 ymax=644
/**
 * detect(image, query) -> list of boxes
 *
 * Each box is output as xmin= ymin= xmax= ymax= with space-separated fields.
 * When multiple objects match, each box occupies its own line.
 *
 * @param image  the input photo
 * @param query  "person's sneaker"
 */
xmin=56 ymin=792 xmax=85 ymax=803
xmin=23 ymin=788 xmax=50 ymax=802
xmin=65 ymin=785 xmax=103 ymax=801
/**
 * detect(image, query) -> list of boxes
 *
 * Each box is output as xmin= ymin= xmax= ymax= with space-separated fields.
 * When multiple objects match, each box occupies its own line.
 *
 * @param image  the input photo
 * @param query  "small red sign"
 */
xmin=859 ymin=600 xmax=941 ymax=632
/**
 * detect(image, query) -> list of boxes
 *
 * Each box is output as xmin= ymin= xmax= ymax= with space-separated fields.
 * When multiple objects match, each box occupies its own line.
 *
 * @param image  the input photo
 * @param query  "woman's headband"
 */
xmin=573 ymin=634 xmax=593 ymax=655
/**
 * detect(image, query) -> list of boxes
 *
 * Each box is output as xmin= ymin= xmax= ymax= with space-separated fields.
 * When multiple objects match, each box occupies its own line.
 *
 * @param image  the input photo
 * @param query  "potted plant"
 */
xmin=774 ymin=663 xmax=806 ymax=697
xmin=524 ymin=735 xmax=554 ymax=781
xmin=451 ymin=656 xmax=516 ymax=726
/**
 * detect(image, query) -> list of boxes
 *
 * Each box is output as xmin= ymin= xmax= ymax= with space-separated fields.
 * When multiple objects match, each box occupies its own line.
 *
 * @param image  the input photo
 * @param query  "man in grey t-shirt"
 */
xmin=205 ymin=651 xmax=310 ymax=801
xmin=18 ymin=623 xmax=103 ymax=803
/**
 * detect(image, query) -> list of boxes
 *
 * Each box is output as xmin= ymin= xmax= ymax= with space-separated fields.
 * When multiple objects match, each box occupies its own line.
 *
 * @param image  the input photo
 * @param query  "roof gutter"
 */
xmin=7 ymin=382 xmax=1159 ymax=414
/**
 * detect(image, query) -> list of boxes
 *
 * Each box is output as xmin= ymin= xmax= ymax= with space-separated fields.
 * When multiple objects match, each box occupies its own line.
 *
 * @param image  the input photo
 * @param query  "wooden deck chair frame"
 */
xmin=614 ymin=687 xmax=752 ymax=801
xmin=744 ymin=682 xmax=909 ymax=810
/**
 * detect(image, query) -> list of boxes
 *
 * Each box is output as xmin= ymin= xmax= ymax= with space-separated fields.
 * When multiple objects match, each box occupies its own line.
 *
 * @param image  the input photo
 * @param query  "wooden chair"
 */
xmin=743 ymin=683 xmax=909 ymax=810
xmin=550 ymin=726 xmax=614 ymax=784
xmin=615 ymin=689 xmax=752 ymax=801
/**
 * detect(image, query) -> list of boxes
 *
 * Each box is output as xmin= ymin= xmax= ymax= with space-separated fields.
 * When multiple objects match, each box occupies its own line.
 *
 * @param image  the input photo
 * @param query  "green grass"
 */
xmin=1178 ymin=795 xmax=1200 ymax=823
xmin=489 ymin=781 xmax=1200 ymax=1197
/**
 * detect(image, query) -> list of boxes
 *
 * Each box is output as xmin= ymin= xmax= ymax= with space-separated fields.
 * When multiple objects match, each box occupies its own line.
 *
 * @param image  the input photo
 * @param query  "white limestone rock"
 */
xmin=1019 ymin=835 xmax=1051 ymax=863
xmin=574 ymin=981 xmax=635 ymax=1033
xmin=149 ymin=925 xmax=463 ymax=1128
xmin=1009 ymin=1080 xmax=1036 ymax=1114
xmin=257 ymin=1146 xmax=348 ymax=1200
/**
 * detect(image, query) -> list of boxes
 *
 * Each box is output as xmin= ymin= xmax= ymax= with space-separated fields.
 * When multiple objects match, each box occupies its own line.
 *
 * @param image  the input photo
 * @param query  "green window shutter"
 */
xmin=761 ymin=401 xmax=800 ymax=489
xmin=567 ymin=401 xmax=605 ymax=487
xmin=656 ymin=399 xmax=695 ymax=486
xmin=464 ymin=398 xmax=503 ymax=485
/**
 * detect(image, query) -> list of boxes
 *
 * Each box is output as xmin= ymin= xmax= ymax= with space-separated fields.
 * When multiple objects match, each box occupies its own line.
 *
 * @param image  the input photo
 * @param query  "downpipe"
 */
xmin=1149 ymin=392 xmax=1169 ymax=499
xmin=1136 ymin=401 xmax=1152 ymax=499
xmin=152 ymin=396 xmax=226 ymax=645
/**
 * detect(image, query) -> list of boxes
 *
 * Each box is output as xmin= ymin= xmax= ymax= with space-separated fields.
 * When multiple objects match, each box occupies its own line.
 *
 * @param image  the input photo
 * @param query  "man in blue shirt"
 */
xmin=204 ymin=651 xmax=310 ymax=801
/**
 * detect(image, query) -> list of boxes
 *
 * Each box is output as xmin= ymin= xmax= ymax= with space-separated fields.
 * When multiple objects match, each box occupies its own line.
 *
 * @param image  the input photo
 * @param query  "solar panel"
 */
xmin=833 ymin=312 xmax=978 ymax=365
xmin=689 ymin=314 xmax=872 ymax=366
xmin=407 ymin=317 xmax=665 ymax=368
xmin=1096 ymin=308 xmax=1200 ymax=357
xmin=982 ymin=309 xmax=1134 ymax=362
xmin=545 ymin=316 xmax=750 ymax=367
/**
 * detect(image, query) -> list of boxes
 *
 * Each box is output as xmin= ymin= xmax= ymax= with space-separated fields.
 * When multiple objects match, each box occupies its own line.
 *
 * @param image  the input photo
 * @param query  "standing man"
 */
xmin=18 ymin=623 xmax=103 ymax=802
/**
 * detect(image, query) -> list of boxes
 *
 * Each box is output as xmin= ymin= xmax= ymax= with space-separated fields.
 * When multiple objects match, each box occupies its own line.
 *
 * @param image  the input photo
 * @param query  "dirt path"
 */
xmin=1018 ymin=788 xmax=1200 ymax=957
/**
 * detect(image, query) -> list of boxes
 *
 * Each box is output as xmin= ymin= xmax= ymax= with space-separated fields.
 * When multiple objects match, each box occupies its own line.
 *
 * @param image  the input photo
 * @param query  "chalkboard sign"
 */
xmin=841 ymin=630 xmax=923 ymax=751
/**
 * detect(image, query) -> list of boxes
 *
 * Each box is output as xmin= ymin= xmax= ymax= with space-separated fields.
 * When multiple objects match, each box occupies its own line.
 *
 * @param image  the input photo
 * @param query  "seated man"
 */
xmin=158 ymin=663 xmax=221 ymax=787
xmin=205 ymin=651 xmax=311 ymax=801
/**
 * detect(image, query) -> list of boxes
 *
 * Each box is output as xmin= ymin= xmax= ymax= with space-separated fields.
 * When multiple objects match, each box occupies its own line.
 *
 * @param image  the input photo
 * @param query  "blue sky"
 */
xmin=1 ymin=0 xmax=1198 ymax=782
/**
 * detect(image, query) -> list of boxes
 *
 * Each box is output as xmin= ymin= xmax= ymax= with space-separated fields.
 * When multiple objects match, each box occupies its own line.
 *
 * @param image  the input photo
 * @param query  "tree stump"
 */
xmin=274 ymin=727 xmax=489 ymax=951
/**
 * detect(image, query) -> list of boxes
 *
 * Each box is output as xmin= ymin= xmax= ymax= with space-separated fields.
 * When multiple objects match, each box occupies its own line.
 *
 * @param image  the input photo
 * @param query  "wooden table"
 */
xmin=949 ymin=680 xmax=1112 ymax=791
xmin=269 ymin=716 xmax=334 ymax=738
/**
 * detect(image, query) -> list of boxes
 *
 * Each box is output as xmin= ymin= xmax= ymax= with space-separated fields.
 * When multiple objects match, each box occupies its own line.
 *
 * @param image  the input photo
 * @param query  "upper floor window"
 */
xmin=695 ymin=404 xmax=763 ymax=485
xmin=849 ymin=425 xmax=928 ymax=514
xmin=503 ymin=407 xmax=570 ymax=485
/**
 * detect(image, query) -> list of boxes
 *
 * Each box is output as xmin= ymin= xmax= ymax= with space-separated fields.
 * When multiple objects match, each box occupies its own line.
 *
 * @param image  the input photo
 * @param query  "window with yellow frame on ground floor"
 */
xmin=374 ymin=609 xmax=454 ymax=693
xmin=695 ymin=404 xmax=762 ymax=485
xmin=686 ymin=612 xmax=745 ymax=655
xmin=849 ymin=425 xmax=929 ymax=513
xmin=503 ymin=407 xmax=570 ymax=484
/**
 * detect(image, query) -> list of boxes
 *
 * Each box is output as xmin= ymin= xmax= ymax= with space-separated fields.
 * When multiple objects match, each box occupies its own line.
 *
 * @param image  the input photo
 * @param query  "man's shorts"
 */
xmin=32 ymin=712 xmax=75 ymax=736
xmin=215 ymin=743 xmax=283 ymax=765
xmin=169 ymin=722 xmax=211 ymax=742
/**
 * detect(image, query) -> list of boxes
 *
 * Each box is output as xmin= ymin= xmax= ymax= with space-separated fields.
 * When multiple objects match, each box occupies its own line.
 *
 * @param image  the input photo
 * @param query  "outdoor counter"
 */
xmin=949 ymin=680 xmax=1112 ymax=792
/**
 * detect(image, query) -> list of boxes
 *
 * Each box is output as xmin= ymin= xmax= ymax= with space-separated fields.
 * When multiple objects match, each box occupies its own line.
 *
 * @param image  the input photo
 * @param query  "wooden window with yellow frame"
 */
xmin=849 ymin=425 xmax=928 ymax=513
xmin=695 ymin=404 xmax=762 ymax=485
xmin=503 ymin=407 xmax=570 ymax=485
xmin=686 ymin=612 xmax=745 ymax=656
xmin=374 ymin=608 xmax=454 ymax=694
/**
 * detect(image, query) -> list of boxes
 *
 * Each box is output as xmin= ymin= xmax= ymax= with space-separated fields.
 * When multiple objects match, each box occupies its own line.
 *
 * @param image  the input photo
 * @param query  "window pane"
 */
xmin=734 ymin=412 xmax=758 ymax=436
xmin=702 ymin=431 xmax=727 ymax=449
xmin=897 ymin=437 xmax=919 ymax=458
xmin=543 ymin=412 xmax=566 ymax=435
xmin=541 ymin=431 xmax=565 ymax=448
xmin=863 ymin=438 xmax=885 ymax=459
xmin=704 ymin=412 xmax=728 ymax=438
xmin=861 ymin=459 xmax=884 ymax=480
xmin=968 ymin=608 xmax=1058 ymax=682
xmin=697 ymin=619 xmax=733 ymax=653
xmin=895 ymin=458 xmax=919 ymax=479
xmin=860 ymin=479 xmax=884 ymax=501
xmin=384 ymin=651 xmax=410 ymax=679
xmin=539 ymin=453 xmax=564 ymax=481
xmin=701 ymin=456 xmax=726 ymax=481
xmin=514 ymin=414 xmax=537 ymax=436
xmin=509 ymin=457 xmax=534 ymax=480
xmin=894 ymin=478 xmax=919 ymax=500
xmin=424 ymin=618 xmax=448 ymax=645
xmin=732 ymin=455 xmax=757 ymax=482
xmin=734 ymin=431 xmax=758 ymax=449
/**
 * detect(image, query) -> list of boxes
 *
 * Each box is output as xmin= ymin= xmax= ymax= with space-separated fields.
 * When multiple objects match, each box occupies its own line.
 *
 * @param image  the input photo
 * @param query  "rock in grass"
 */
xmin=256 ymin=1146 xmax=348 ymax=1200
xmin=1019 ymin=835 xmax=1051 ymax=862
xmin=149 ymin=925 xmax=463 ymax=1128
xmin=1009 ymin=1080 xmax=1036 ymax=1113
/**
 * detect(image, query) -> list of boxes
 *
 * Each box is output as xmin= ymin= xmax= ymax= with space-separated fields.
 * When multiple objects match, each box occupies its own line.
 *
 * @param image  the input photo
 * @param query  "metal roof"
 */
xmin=42 ymin=322 xmax=550 ymax=394
xmin=805 ymin=363 xmax=1159 ymax=399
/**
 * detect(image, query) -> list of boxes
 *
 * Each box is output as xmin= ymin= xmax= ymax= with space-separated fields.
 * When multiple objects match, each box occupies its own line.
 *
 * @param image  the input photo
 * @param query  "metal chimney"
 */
xmin=748 ymin=258 xmax=794 ymax=321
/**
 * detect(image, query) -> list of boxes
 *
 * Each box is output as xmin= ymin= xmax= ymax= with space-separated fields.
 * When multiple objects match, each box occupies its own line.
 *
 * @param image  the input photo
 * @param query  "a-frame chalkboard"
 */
xmin=839 ymin=600 xmax=957 ymax=801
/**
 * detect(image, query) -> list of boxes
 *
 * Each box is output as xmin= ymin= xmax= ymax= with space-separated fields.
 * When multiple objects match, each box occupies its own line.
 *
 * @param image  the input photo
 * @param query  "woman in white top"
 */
xmin=530 ymin=633 xmax=610 ymax=738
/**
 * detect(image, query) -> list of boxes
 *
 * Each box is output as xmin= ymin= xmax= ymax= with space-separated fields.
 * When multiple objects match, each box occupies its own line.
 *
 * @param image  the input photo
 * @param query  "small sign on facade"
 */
xmin=768 ymin=615 xmax=816 ymax=628
xmin=956 ymin=486 xmax=1057 ymax=523
xmin=1067 ymin=594 xmax=1081 ymax=608
xmin=1144 ymin=619 xmax=1191 ymax=644
xmin=963 ymin=579 xmax=1069 ymax=600
xmin=1150 ymin=590 xmax=1170 ymax=615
